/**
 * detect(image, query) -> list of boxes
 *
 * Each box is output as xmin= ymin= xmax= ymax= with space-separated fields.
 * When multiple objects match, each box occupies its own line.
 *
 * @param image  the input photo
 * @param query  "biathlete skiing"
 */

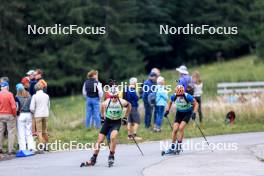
xmin=81 ymin=86 xmax=131 ymax=167
xmin=162 ymin=85 xmax=198 ymax=155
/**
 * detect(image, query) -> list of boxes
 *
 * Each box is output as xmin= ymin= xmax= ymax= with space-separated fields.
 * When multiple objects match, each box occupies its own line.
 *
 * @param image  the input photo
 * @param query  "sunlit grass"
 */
xmin=48 ymin=55 xmax=264 ymax=145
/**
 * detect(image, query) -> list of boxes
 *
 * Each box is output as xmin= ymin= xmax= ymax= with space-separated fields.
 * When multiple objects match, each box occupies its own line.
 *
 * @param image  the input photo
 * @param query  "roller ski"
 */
xmin=80 ymin=155 xmax=97 ymax=167
xmin=161 ymin=143 xmax=182 ymax=156
xmin=108 ymin=155 xmax=114 ymax=167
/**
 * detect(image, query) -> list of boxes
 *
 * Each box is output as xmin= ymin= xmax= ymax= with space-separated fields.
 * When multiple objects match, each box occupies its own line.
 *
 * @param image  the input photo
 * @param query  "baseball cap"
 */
xmin=21 ymin=77 xmax=30 ymax=85
xmin=26 ymin=70 xmax=35 ymax=76
xmin=0 ymin=81 xmax=9 ymax=88
xmin=16 ymin=83 xmax=24 ymax=91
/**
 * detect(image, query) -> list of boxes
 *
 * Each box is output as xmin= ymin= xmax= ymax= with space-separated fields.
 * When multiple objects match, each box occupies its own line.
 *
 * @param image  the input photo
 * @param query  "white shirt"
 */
xmin=30 ymin=90 xmax=50 ymax=118
xmin=193 ymin=83 xmax=203 ymax=97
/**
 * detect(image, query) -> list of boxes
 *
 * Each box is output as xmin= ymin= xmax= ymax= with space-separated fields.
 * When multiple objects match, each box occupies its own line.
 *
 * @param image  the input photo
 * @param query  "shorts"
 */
xmin=35 ymin=117 xmax=48 ymax=134
xmin=174 ymin=111 xmax=192 ymax=124
xmin=128 ymin=107 xmax=140 ymax=124
xmin=100 ymin=118 xmax=121 ymax=136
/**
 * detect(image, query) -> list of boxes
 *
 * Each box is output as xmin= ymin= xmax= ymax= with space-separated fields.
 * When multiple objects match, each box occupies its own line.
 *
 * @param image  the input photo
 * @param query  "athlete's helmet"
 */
xmin=175 ymin=85 xmax=185 ymax=95
xmin=109 ymin=86 xmax=119 ymax=98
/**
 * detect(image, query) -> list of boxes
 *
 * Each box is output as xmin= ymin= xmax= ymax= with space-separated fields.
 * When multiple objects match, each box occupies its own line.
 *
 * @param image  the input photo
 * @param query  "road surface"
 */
xmin=0 ymin=132 xmax=263 ymax=176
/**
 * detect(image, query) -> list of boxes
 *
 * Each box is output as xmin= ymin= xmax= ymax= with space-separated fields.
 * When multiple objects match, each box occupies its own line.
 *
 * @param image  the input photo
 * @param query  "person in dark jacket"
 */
xmin=126 ymin=77 xmax=142 ymax=140
xmin=142 ymin=72 xmax=158 ymax=128
xmin=82 ymin=70 xmax=103 ymax=128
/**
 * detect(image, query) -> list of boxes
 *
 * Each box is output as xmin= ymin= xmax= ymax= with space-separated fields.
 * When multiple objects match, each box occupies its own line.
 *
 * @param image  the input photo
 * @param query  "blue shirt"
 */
xmin=126 ymin=87 xmax=139 ymax=108
xmin=178 ymin=75 xmax=192 ymax=91
xmin=142 ymin=79 xmax=156 ymax=100
xmin=170 ymin=93 xmax=194 ymax=112
xmin=156 ymin=85 xmax=168 ymax=107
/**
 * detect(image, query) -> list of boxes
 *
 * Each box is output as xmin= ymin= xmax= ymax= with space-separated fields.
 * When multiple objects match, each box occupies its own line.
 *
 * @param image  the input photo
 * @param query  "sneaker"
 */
xmin=156 ymin=128 xmax=161 ymax=132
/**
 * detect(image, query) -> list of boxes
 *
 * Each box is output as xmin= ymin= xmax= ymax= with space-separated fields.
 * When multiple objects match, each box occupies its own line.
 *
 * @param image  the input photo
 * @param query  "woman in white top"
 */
xmin=192 ymin=71 xmax=203 ymax=122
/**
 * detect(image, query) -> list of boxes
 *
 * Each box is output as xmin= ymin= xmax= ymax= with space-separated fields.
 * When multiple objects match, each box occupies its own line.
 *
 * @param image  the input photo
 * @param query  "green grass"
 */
xmin=47 ymin=55 xmax=264 ymax=147
xmin=157 ymin=55 xmax=264 ymax=98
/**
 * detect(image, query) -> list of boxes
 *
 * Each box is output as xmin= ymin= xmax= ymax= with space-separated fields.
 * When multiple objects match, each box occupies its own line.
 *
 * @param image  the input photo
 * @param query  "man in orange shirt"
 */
xmin=0 ymin=82 xmax=17 ymax=155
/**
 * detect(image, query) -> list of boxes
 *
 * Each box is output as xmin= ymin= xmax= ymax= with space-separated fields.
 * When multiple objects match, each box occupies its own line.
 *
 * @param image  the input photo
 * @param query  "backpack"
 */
xmin=148 ymin=92 xmax=156 ymax=107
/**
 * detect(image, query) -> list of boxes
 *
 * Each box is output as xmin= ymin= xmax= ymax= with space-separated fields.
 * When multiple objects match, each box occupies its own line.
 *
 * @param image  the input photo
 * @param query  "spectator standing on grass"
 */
xmin=142 ymin=72 xmax=158 ymax=128
xmin=30 ymin=83 xmax=50 ymax=151
xmin=126 ymin=77 xmax=142 ymax=140
xmin=15 ymin=83 xmax=35 ymax=151
xmin=82 ymin=70 xmax=103 ymax=128
xmin=192 ymin=71 xmax=204 ymax=123
xmin=154 ymin=76 xmax=168 ymax=132
xmin=0 ymin=82 xmax=17 ymax=155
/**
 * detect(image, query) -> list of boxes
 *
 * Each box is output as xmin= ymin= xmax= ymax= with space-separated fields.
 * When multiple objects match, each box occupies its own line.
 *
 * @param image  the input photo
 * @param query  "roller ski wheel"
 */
xmin=108 ymin=155 xmax=114 ymax=167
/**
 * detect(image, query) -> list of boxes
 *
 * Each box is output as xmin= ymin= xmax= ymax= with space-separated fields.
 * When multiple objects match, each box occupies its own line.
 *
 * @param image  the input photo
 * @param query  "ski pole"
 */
xmin=131 ymin=135 xmax=144 ymax=156
xmin=164 ymin=115 xmax=173 ymax=131
xmin=194 ymin=120 xmax=213 ymax=152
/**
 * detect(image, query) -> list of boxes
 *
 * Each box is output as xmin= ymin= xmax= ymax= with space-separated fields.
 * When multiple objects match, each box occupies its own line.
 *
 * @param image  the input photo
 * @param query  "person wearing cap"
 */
xmin=21 ymin=77 xmax=30 ymax=90
xmin=15 ymin=83 xmax=35 ymax=151
xmin=154 ymin=76 xmax=168 ymax=132
xmin=142 ymin=71 xmax=158 ymax=128
xmin=30 ymin=83 xmax=50 ymax=151
xmin=176 ymin=65 xmax=193 ymax=93
xmin=0 ymin=82 xmax=17 ymax=155
xmin=82 ymin=70 xmax=103 ymax=128
xmin=81 ymin=86 xmax=131 ymax=167
xmin=125 ymin=77 xmax=142 ymax=140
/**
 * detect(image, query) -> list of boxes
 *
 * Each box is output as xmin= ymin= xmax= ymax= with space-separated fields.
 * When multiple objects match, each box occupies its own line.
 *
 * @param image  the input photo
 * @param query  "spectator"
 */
xmin=176 ymin=65 xmax=192 ymax=93
xmin=30 ymin=83 xmax=50 ymax=151
xmin=15 ymin=83 xmax=35 ymax=151
xmin=142 ymin=72 xmax=158 ymax=128
xmin=154 ymin=76 xmax=168 ymax=132
xmin=0 ymin=82 xmax=16 ymax=155
xmin=126 ymin=77 xmax=142 ymax=140
xmin=192 ymin=71 xmax=204 ymax=123
xmin=82 ymin=70 xmax=103 ymax=128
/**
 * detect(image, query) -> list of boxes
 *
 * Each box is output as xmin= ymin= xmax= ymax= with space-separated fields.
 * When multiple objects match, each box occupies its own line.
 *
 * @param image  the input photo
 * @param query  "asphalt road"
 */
xmin=0 ymin=132 xmax=263 ymax=176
